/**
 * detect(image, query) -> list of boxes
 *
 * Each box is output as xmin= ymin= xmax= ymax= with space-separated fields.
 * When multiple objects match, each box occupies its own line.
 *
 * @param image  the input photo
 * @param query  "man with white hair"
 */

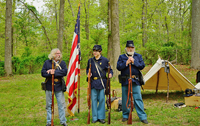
xmin=41 ymin=48 xmax=68 ymax=126
xmin=117 ymin=40 xmax=148 ymax=124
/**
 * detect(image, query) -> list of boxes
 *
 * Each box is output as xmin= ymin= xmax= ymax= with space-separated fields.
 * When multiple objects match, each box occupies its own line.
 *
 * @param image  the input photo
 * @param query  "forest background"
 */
xmin=0 ymin=0 xmax=199 ymax=77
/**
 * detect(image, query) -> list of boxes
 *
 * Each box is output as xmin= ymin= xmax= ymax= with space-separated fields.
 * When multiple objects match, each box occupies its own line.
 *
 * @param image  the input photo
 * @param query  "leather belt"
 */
xmin=92 ymin=77 xmax=107 ymax=80
xmin=121 ymin=75 xmax=138 ymax=79
xmin=54 ymin=78 xmax=61 ymax=82
xmin=49 ymin=78 xmax=61 ymax=82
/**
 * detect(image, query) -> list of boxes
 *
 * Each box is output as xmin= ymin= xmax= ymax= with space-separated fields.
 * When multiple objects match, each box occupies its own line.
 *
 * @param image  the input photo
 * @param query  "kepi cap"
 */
xmin=93 ymin=45 xmax=102 ymax=51
xmin=126 ymin=40 xmax=134 ymax=47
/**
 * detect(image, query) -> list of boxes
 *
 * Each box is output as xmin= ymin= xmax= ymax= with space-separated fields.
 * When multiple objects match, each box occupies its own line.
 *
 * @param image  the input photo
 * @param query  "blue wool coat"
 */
xmin=86 ymin=56 xmax=113 ymax=90
xmin=117 ymin=53 xmax=145 ymax=86
xmin=41 ymin=60 xmax=67 ymax=91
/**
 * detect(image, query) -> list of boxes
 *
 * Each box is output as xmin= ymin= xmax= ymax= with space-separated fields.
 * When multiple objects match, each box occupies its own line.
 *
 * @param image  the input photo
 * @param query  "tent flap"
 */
xmin=143 ymin=58 xmax=195 ymax=91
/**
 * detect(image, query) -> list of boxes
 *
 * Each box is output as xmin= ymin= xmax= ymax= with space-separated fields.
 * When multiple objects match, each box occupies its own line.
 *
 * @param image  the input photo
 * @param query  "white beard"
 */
xmin=127 ymin=51 xmax=134 ymax=56
xmin=125 ymin=48 xmax=135 ymax=56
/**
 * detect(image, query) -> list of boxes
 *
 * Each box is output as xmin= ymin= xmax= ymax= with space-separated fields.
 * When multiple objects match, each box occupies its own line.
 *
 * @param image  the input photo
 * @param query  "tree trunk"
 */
xmin=55 ymin=3 xmax=59 ymax=34
xmin=191 ymin=0 xmax=200 ymax=70
xmin=57 ymin=0 xmax=65 ymax=52
xmin=165 ymin=16 xmax=169 ymax=42
xmin=5 ymin=0 xmax=13 ymax=76
xmin=142 ymin=0 xmax=147 ymax=47
xmin=107 ymin=0 xmax=112 ymax=60
xmin=111 ymin=0 xmax=120 ymax=80
xmin=84 ymin=0 xmax=90 ymax=40
xmin=68 ymin=0 xmax=75 ymax=17
xmin=11 ymin=0 xmax=16 ymax=57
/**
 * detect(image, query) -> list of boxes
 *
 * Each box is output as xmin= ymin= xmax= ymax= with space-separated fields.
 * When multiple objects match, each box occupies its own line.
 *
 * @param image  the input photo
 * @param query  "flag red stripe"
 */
xmin=68 ymin=64 xmax=78 ymax=96
xmin=66 ymin=55 xmax=79 ymax=96
xmin=69 ymin=34 xmax=78 ymax=59
xmin=66 ymin=58 xmax=77 ymax=86
xmin=66 ymin=35 xmax=78 ymax=87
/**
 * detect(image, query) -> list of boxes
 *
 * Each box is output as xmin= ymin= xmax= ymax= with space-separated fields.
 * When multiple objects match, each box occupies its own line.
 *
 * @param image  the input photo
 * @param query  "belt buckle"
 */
xmin=54 ymin=79 xmax=58 ymax=82
xmin=94 ymin=77 xmax=98 ymax=80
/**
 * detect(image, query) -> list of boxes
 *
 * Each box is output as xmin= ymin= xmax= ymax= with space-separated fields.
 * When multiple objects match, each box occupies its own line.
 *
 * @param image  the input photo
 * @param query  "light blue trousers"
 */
xmin=122 ymin=83 xmax=147 ymax=121
xmin=91 ymin=88 xmax=105 ymax=121
xmin=46 ymin=90 xmax=67 ymax=124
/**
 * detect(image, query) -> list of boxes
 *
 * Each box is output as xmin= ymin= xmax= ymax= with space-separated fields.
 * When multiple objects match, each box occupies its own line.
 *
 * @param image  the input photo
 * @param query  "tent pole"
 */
xmin=166 ymin=73 xmax=169 ymax=103
xmin=165 ymin=62 xmax=170 ymax=103
xmin=156 ymin=71 xmax=160 ymax=94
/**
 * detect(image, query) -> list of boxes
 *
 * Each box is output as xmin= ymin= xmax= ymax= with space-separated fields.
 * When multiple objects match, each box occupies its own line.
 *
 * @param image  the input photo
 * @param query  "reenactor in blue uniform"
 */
xmin=117 ymin=40 xmax=148 ymax=124
xmin=41 ymin=48 xmax=68 ymax=126
xmin=86 ymin=45 xmax=113 ymax=124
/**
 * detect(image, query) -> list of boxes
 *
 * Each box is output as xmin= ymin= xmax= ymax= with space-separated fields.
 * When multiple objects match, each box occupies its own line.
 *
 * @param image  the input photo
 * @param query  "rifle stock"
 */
xmin=87 ymin=62 xmax=91 ymax=124
xmin=106 ymin=62 xmax=111 ymax=124
xmin=127 ymin=64 xmax=133 ymax=125
xmin=51 ymin=60 xmax=54 ymax=126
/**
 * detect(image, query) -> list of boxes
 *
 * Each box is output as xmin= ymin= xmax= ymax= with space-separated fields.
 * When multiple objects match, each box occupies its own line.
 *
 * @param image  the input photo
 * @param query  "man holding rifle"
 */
xmin=41 ymin=48 xmax=68 ymax=126
xmin=117 ymin=40 xmax=148 ymax=124
xmin=86 ymin=45 xmax=113 ymax=124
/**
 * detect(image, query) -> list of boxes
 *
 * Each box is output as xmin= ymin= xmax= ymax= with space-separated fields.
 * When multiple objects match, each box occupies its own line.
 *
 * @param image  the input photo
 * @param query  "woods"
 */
xmin=0 ymin=0 xmax=200 ymax=76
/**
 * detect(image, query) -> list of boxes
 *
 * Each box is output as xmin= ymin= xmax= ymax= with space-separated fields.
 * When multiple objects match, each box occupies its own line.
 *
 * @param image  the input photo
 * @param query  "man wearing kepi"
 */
xmin=117 ymin=40 xmax=148 ymax=124
xmin=41 ymin=48 xmax=68 ymax=126
xmin=86 ymin=45 xmax=113 ymax=124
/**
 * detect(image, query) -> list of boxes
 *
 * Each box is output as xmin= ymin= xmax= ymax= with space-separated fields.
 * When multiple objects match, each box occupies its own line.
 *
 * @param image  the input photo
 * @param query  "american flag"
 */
xmin=66 ymin=4 xmax=80 ymax=116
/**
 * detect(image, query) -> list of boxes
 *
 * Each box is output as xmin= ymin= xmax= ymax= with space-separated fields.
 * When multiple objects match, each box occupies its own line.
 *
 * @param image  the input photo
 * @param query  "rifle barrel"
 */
xmin=108 ymin=81 xmax=111 ymax=124
xmin=51 ymin=60 xmax=54 ymax=126
xmin=87 ymin=62 xmax=91 ymax=124
xmin=127 ymin=64 xmax=133 ymax=125
xmin=107 ymin=62 xmax=111 ymax=124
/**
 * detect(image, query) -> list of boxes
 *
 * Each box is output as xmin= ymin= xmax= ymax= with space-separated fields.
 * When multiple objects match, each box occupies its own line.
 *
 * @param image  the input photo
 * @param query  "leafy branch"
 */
xmin=19 ymin=0 xmax=52 ymax=50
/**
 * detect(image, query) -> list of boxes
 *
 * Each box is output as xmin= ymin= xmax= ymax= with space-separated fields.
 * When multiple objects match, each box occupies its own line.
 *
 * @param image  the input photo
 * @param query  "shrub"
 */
xmin=12 ymin=56 xmax=21 ymax=74
xmin=0 ymin=61 xmax=5 ymax=76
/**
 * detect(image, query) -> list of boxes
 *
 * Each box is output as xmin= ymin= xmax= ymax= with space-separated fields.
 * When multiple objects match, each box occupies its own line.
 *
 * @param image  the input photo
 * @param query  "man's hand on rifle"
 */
xmin=87 ymin=73 xmax=92 ymax=77
xmin=126 ymin=57 xmax=134 ymax=66
xmin=108 ymin=73 xmax=112 ymax=78
xmin=47 ymin=69 xmax=55 ymax=74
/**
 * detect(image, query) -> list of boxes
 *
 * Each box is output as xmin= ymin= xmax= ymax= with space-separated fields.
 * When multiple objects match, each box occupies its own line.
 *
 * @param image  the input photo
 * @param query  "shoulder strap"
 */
xmin=93 ymin=59 xmax=105 ymax=91
xmin=54 ymin=61 xmax=62 ymax=70
xmin=92 ymin=58 xmax=106 ymax=77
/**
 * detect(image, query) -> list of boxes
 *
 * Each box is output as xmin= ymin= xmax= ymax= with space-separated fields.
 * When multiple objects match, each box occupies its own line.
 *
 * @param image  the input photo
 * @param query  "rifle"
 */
xmin=87 ymin=61 xmax=91 ymax=124
xmin=106 ymin=62 xmax=111 ymax=124
xmin=127 ymin=64 xmax=133 ymax=125
xmin=51 ymin=59 xmax=54 ymax=126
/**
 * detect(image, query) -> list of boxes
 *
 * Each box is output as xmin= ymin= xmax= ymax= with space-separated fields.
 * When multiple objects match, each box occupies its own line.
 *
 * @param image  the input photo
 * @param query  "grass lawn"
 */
xmin=0 ymin=65 xmax=199 ymax=126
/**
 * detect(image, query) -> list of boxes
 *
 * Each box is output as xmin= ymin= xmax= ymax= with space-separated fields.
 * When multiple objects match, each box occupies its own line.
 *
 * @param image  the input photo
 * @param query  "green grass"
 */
xmin=0 ymin=65 xmax=200 ymax=126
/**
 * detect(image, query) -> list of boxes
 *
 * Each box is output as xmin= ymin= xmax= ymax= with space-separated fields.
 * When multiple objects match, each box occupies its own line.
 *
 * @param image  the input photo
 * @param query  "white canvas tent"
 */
xmin=143 ymin=58 xmax=195 ymax=91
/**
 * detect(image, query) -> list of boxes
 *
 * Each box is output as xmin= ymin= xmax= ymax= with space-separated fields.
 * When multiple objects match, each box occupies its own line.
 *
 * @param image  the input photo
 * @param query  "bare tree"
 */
xmin=68 ymin=0 xmax=75 ymax=17
xmin=4 ymin=0 xmax=13 ymax=76
xmin=107 ymin=0 xmax=112 ymax=60
xmin=191 ymin=0 xmax=200 ymax=70
xmin=142 ymin=0 xmax=147 ymax=47
xmin=111 ymin=0 xmax=121 ymax=80
xmin=57 ymin=0 xmax=65 ymax=52
xmin=55 ymin=3 xmax=59 ymax=34
xmin=84 ymin=0 xmax=90 ymax=40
